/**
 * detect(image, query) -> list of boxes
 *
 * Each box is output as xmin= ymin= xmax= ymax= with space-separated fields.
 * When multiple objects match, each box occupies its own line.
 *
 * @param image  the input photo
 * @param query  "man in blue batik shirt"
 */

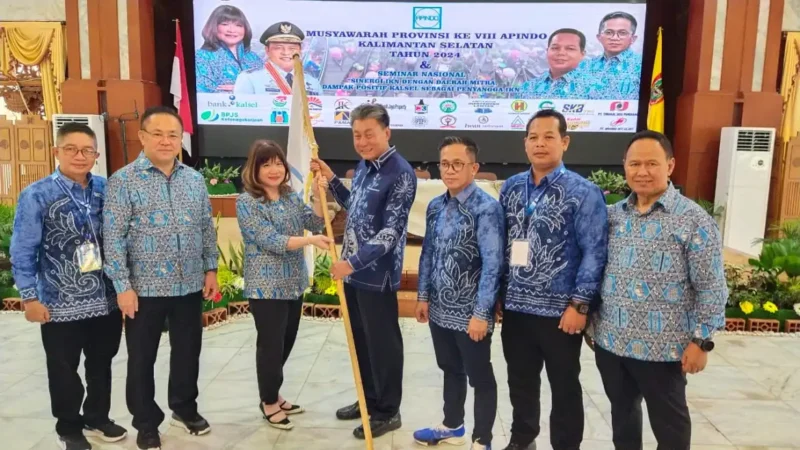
xmin=581 ymin=11 xmax=643 ymax=100
xmin=11 ymin=123 xmax=127 ymax=450
xmin=311 ymin=103 xmax=417 ymax=440
xmin=103 ymin=106 xmax=219 ymax=450
xmin=590 ymin=131 xmax=727 ymax=450
xmin=499 ymin=109 xmax=608 ymax=450
xmin=525 ymin=29 xmax=604 ymax=100
xmin=412 ymin=136 xmax=504 ymax=450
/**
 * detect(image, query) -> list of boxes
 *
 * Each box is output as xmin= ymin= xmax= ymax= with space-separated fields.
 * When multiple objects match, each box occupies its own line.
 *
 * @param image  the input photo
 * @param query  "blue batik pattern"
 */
xmin=195 ymin=43 xmax=264 ymax=93
xmin=523 ymin=68 xmax=607 ymax=99
xmin=328 ymin=147 xmax=417 ymax=292
xmin=417 ymin=183 xmax=505 ymax=332
xmin=581 ymin=49 xmax=642 ymax=100
xmin=236 ymin=191 xmax=324 ymax=300
xmin=500 ymin=166 xmax=608 ymax=317
xmin=593 ymin=184 xmax=728 ymax=362
xmin=10 ymin=171 xmax=117 ymax=322
xmin=103 ymin=154 xmax=219 ymax=297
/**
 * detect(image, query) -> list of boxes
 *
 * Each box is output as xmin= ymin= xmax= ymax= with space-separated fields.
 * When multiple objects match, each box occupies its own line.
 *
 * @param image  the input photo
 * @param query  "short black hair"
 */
xmin=438 ymin=136 xmax=480 ymax=161
xmin=350 ymin=103 xmax=390 ymax=128
xmin=548 ymin=28 xmax=586 ymax=52
xmin=525 ymin=109 xmax=568 ymax=137
xmin=57 ymin=122 xmax=97 ymax=145
xmin=141 ymin=106 xmax=184 ymax=131
xmin=625 ymin=130 xmax=674 ymax=159
xmin=599 ymin=11 xmax=638 ymax=34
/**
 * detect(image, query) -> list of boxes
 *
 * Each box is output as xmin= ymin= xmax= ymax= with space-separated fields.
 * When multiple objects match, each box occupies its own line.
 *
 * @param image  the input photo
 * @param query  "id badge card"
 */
xmin=76 ymin=242 xmax=102 ymax=273
xmin=510 ymin=240 xmax=529 ymax=267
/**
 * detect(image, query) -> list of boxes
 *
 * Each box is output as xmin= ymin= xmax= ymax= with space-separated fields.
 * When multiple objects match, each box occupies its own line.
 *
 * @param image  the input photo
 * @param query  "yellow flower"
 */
xmin=740 ymin=301 xmax=754 ymax=315
xmin=763 ymin=301 xmax=778 ymax=314
xmin=325 ymin=286 xmax=338 ymax=295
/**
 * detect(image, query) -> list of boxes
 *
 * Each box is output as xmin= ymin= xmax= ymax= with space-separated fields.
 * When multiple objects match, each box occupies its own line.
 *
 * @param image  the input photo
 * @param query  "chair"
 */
xmin=414 ymin=169 xmax=432 ymax=179
xmin=475 ymin=172 xmax=498 ymax=181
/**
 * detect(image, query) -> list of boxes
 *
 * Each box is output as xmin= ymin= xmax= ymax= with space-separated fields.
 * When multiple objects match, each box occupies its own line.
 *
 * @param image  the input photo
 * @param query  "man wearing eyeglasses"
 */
xmin=412 ymin=136 xmax=503 ymax=450
xmin=103 ymin=106 xmax=219 ymax=450
xmin=582 ymin=11 xmax=642 ymax=100
xmin=11 ymin=123 xmax=128 ymax=450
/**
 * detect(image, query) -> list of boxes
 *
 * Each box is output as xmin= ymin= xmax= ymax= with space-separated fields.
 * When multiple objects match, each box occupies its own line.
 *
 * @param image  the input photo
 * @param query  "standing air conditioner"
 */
xmin=714 ymin=127 xmax=775 ymax=256
xmin=52 ymin=114 xmax=108 ymax=178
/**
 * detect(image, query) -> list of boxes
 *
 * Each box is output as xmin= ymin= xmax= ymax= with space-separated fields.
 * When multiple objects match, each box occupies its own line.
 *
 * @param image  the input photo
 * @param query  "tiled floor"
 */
xmin=1 ymin=314 xmax=800 ymax=450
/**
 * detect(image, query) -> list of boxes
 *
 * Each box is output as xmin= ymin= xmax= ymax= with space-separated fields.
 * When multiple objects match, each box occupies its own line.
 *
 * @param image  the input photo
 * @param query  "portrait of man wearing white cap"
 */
xmin=233 ymin=21 xmax=323 ymax=95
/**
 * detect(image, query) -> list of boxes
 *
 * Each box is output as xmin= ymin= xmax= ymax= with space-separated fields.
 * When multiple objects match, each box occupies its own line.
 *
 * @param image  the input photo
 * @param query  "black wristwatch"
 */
xmin=569 ymin=301 xmax=589 ymax=315
xmin=691 ymin=338 xmax=715 ymax=352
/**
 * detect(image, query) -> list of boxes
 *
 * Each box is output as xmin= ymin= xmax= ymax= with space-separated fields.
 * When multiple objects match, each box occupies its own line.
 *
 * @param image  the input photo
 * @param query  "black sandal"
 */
xmin=260 ymin=403 xmax=293 ymax=430
xmin=280 ymin=400 xmax=305 ymax=415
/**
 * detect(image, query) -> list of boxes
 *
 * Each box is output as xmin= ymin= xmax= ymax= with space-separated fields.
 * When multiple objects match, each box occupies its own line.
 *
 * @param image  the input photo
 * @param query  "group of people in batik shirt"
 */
xmin=12 ymin=101 xmax=725 ymax=450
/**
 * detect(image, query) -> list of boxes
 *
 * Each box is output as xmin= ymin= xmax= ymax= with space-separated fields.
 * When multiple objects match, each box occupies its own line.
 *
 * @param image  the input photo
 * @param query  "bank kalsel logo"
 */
xmin=413 ymin=116 xmax=428 ymax=127
xmin=273 ymin=96 xmax=288 ymax=108
xmin=478 ymin=115 xmax=490 ymax=124
xmin=511 ymin=100 xmax=528 ymax=112
xmin=440 ymin=115 xmax=457 ymax=128
xmin=440 ymin=100 xmax=457 ymax=113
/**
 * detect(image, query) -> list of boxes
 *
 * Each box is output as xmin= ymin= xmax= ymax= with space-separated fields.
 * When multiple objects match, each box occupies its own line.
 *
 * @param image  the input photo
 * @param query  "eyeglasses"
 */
xmin=602 ymin=29 xmax=632 ymax=38
xmin=142 ymin=130 xmax=182 ymax=142
xmin=438 ymin=161 xmax=472 ymax=172
xmin=59 ymin=146 xmax=98 ymax=158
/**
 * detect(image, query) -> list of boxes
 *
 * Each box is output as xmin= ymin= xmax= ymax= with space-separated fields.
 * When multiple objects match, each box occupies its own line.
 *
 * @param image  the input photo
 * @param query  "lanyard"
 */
xmin=525 ymin=167 xmax=566 ymax=216
xmin=54 ymin=175 xmax=98 ymax=244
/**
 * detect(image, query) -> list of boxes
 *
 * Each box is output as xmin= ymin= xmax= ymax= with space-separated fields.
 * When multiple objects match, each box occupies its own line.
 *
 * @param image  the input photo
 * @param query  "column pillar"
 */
xmin=62 ymin=0 xmax=162 ymax=173
xmin=673 ymin=0 xmax=784 ymax=200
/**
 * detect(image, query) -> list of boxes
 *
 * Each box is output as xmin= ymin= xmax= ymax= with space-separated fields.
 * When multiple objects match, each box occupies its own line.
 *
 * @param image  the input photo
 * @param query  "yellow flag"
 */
xmin=647 ymin=27 xmax=664 ymax=133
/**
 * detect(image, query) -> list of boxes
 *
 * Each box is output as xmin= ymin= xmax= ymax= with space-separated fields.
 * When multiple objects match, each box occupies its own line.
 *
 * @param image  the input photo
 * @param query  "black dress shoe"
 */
xmin=503 ymin=440 xmax=536 ymax=450
xmin=336 ymin=401 xmax=362 ymax=420
xmin=353 ymin=413 xmax=402 ymax=439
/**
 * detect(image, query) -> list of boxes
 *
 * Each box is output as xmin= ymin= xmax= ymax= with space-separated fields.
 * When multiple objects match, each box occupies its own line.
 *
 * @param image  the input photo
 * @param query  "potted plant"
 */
xmin=724 ymin=220 xmax=800 ymax=332
xmin=199 ymin=159 xmax=240 ymax=196
xmin=304 ymin=253 xmax=340 ymax=318
xmin=587 ymin=170 xmax=629 ymax=205
xmin=0 ymin=205 xmax=20 ymax=311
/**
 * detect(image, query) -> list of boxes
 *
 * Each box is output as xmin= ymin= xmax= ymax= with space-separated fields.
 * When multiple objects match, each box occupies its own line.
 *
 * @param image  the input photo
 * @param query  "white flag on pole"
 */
xmin=287 ymin=70 xmax=315 ymax=280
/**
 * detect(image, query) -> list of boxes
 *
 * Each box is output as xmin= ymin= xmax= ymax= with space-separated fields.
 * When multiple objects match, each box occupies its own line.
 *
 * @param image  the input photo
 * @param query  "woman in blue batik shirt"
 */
xmin=236 ymin=140 xmax=331 ymax=430
xmin=195 ymin=5 xmax=264 ymax=93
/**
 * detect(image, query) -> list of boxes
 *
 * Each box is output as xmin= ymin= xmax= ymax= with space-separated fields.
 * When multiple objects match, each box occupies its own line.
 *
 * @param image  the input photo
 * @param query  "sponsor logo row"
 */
xmin=201 ymin=94 xmax=638 ymax=116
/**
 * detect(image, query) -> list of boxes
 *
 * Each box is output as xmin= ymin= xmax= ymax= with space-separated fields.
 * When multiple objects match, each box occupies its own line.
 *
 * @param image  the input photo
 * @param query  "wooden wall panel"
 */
xmin=98 ymin=0 xmax=121 ymax=80
xmin=65 ymin=0 xmax=81 ymax=80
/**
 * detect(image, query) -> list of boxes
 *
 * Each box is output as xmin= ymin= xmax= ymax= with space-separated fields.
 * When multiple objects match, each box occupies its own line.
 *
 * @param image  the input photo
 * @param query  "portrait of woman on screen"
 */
xmin=195 ymin=5 xmax=264 ymax=93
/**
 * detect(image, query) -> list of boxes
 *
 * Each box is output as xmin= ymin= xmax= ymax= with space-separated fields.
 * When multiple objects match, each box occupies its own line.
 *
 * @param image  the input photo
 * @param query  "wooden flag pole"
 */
xmin=292 ymin=55 xmax=374 ymax=449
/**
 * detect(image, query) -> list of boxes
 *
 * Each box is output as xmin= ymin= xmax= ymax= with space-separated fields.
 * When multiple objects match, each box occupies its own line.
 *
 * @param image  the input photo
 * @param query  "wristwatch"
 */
xmin=691 ymin=338 xmax=715 ymax=352
xmin=569 ymin=300 xmax=589 ymax=315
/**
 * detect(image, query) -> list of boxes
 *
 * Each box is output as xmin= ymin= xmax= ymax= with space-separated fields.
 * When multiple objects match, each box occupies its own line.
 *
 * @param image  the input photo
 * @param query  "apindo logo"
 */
xmin=413 ymin=7 xmax=442 ymax=30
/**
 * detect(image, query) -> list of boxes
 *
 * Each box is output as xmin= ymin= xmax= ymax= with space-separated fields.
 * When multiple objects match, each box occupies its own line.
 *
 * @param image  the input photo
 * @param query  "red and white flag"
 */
xmin=170 ymin=20 xmax=193 ymax=156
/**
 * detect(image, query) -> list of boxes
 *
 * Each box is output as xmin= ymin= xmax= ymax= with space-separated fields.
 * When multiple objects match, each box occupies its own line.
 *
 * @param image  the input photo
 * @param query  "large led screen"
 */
xmin=193 ymin=0 xmax=646 ymax=133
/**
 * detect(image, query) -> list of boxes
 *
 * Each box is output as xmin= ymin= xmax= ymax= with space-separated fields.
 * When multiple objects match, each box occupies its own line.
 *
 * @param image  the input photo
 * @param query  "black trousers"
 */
xmin=125 ymin=291 xmax=203 ymax=431
xmin=594 ymin=347 xmax=691 ymax=450
xmin=501 ymin=311 xmax=584 ymax=450
xmin=343 ymin=282 xmax=403 ymax=420
xmin=40 ymin=312 xmax=123 ymax=437
xmin=430 ymin=322 xmax=497 ymax=445
xmin=250 ymin=298 xmax=303 ymax=404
